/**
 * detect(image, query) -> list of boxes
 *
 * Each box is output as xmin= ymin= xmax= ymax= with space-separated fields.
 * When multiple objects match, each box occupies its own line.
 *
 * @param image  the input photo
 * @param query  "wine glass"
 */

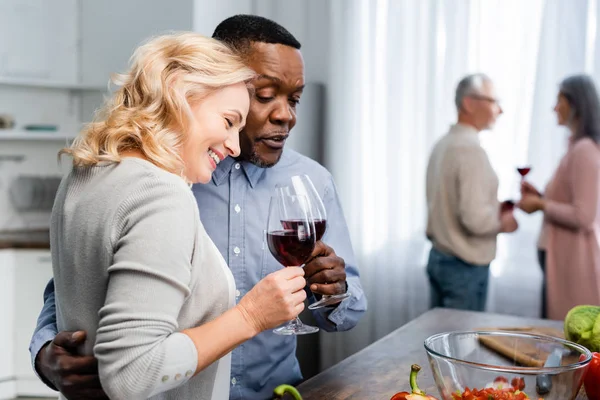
xmin=266 ymin=187 xmax=319 ymax=335
xmin=289 ymin=174 xmax=352 ymax=310
xmin=512 ymin=164 xmax=533 ymax=204
xmin=516 ymin=165 xmax=532 ymax=181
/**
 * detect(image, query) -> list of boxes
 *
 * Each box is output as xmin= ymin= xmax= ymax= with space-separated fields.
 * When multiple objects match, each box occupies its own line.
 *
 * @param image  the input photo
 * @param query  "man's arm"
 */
xmin=30 ymin=279 xmax=108 ymax=399
xmin=30 ymin=278 xmax=59 ymax=387
xmin=306 ymin=175 xmax=367 ymax=332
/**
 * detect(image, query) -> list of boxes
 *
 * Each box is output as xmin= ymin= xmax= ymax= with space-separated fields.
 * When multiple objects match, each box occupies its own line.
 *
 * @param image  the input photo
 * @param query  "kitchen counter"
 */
xmin=0 ymin=229 xmax=50 ymax=249
xmin=297 ymin=308 xmax=569 ymax=399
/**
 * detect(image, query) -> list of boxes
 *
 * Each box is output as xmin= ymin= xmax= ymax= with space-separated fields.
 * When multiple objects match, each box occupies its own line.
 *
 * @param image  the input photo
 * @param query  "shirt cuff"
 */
xmin=29 ymin=326 xmax=58 ymax=390
xmin=147 ymin=332 xmax=199 ymax=397
xmin=327 ymin=293 xmax=353 ymax=326
xmin=322 ymin=281 xmax=354 ymax=327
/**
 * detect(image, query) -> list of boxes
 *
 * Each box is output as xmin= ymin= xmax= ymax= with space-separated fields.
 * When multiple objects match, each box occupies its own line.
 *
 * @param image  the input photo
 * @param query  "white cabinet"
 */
xmin=0 ymin=0 xmax=78 ymax=83
xmin=0 ymin=249 xmax=56 ymax=399
xmin=0 ymin=251 xmax=17 ymax=399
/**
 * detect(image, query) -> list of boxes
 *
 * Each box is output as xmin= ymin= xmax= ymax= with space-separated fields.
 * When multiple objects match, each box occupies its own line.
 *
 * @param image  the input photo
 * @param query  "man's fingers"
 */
xmin=60 ymin=355 xmax=99 ymax=375
xmin=309 ymin=282 xmax=347 ymax=296
xmin=81 ymin=390 xmax=110 ymax=400
xmin=303 ymin=257 xmax=331 ymax=278
xmin=307 ymin=268 xmax=346 ymax=286
xmin=64 ymin=373 xmax=103 ymax=389
xmin=308 ymin=241 xmax=332 ymax=260
xmin=53 ymin=331 xmax=87 ymax=350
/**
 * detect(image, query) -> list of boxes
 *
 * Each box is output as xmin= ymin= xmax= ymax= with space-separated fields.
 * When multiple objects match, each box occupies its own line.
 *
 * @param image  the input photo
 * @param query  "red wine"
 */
xmin=281 ymin=219 xmax=327 ymax=241
xmin=517 ymin=167 xmax=531 ymax=177
xmin=267 ymin=230 xmax=315 ymax=266
xmin=314 ymin=220 xmax=327 ymax=241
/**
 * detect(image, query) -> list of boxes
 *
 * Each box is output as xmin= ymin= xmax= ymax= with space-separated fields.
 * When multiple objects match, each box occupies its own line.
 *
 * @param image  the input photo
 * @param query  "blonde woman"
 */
xmin=50 ymin=33 xmax=307 ymax=400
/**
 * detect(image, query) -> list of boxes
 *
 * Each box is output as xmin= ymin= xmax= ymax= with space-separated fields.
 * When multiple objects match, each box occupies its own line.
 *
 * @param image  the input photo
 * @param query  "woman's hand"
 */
xmin=237 ymin=267 xmax=307 ymax=335
xmin=518 ymin=194 xmax=545 ymax=214
xmin=521 ymin=181 xmax=542 ymax=197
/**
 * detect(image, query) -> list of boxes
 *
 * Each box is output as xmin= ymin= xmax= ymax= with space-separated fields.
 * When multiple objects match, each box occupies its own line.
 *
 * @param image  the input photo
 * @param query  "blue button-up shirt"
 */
xmin=30 ymin=149 xmax=367 ymax=400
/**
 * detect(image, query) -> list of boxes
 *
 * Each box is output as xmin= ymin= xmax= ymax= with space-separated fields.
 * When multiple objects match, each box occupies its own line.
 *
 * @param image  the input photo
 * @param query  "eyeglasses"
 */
xmin=468 ymin=94 xmax=501 ymax=106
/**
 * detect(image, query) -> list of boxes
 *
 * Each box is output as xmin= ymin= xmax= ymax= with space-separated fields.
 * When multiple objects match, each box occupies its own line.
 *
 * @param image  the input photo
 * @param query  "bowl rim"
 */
xmin=423 ymin=330 xmax=592 ymax=374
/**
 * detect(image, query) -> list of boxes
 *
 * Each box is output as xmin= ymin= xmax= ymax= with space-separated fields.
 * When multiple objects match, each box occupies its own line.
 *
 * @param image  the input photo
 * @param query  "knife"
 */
xmin=536 ymin=348 xmax=564 ymax=395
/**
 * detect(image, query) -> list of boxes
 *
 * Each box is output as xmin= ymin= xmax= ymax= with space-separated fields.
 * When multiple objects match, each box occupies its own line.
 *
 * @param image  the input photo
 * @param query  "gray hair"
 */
xmin=455 ymin=73 xmax=492 ymax=110
xmin=559 ymin=74 xmax=600 ymax=143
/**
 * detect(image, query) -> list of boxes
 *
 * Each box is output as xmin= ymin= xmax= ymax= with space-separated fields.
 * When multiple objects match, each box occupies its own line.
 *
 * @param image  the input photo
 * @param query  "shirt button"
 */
xmin=175 ymin=373 xmax=182 ymax=381
xmin=162 ymin=375 xmax=169 ymax=383
xmin=234 ymin=163 xmax=241 ymax=170
xmin=235 ymin=290 xmax=241 ymax=297
xmin=233 ymin=246 xmax=240 ymax=255
xmin=185 ymin=370 xmax=193 ymax=377
xmin=231 ymin=377 xmax=237 ymax=385
xmin=234 ymin=204 xmax=241 ymax=213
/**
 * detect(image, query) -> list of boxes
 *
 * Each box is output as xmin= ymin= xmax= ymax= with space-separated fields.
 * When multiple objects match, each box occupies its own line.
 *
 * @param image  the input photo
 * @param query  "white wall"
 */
xmin=79 ymin=0 xmax=330 ymax=90
xmin=80 ymin=0 xmax=195 ymax=87
xmin=0 ymin=0 xmax=78 ymax=82
xmin=253 ymin=0 xmax=331 ymax=84
xmin=193 ymin=0 xmax=253 ymax=36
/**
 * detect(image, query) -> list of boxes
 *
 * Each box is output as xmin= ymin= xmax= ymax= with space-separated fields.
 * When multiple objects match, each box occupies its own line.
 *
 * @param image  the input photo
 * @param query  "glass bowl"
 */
xmin=424 ymin=331 xmax=592 ymax=400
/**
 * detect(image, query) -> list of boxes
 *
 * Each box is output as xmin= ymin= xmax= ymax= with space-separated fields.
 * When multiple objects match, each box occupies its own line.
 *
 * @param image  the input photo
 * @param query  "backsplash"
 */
xmin=0 ymin=140 xmax=70 ymax=231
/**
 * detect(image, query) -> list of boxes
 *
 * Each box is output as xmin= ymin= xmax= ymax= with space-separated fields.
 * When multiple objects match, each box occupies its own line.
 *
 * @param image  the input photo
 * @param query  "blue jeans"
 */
xmin=426 ymin=247 xmax=490 ymax=311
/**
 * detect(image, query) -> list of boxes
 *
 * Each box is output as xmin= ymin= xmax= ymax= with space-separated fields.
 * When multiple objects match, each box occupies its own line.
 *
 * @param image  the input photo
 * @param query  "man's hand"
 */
xmin=35 ymin=331 xmax=108 ymax=400
xmin=500 ymin=209 xmax=519 ymax=233
xmin=303 ymin=241 xmax=347 ymax=295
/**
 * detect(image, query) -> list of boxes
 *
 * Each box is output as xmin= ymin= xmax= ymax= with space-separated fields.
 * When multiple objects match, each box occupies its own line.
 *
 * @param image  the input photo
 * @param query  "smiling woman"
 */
xmin=62 ymin=32 xmax=254 ymax=184
xmin=47 ymin=32 xmax=309 ymax=400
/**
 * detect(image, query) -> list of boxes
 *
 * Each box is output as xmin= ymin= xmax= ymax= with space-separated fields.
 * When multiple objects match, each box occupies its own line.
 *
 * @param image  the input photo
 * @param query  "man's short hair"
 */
xmin=455 ymin=73 xmax=491 ymax=110
xmin=212 ymin=14 xmax=301 ymax=58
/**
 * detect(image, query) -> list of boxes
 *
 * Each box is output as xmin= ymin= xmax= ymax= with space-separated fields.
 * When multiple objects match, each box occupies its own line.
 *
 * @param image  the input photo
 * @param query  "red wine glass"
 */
xmin=266 ymin=188 xmax=318 ymax=335
xmin=517 ymin=165 xmax=532 ymax=181
xmin=289 ymin=174 xmax=351 ymax=310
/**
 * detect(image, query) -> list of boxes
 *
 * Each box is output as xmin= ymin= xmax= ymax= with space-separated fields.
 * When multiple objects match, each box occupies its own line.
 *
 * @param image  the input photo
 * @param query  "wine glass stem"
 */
xmin=289 ymin=317 xmax=303 ymax=328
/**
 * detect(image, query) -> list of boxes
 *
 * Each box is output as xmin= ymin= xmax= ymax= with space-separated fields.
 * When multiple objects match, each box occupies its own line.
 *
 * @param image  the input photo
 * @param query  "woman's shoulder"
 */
xmin=108 ymin=158 xmax=197 ymax=215
xmin=571 ymin=137 xmax=600 ymax=154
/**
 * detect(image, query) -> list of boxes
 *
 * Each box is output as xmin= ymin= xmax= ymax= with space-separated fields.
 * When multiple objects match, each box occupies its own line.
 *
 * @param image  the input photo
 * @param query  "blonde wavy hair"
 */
xmin=61 ymin=32 xmax=256 ymax=174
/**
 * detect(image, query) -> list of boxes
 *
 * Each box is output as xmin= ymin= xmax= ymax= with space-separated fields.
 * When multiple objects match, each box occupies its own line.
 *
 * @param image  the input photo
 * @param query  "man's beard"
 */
xmin=248 ymin=149 xmax=281 ymax=168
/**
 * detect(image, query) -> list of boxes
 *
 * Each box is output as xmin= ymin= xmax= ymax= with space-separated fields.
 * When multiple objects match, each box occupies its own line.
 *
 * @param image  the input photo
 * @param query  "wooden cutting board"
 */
xmin=476 ymin=326 xmax=568 ymax=367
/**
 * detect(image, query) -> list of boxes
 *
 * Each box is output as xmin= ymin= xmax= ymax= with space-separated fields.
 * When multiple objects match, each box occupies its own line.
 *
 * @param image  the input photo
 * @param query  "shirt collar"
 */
xmin=451 ymin=122 xmax=480 ymax=136
xmin=241 ymin=161 xmax=267 ymax=188
xmin=211 ymin=157 xmax=267 ymax=188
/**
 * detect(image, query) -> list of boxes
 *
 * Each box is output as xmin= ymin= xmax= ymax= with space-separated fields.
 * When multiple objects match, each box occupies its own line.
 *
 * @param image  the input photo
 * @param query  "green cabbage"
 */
xmin=564 ymin=305 xmax=600 ymax=352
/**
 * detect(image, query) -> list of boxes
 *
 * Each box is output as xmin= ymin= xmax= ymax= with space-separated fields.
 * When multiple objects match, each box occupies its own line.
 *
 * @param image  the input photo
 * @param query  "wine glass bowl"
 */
xmin=289 ymin=174 xmax=352 ymax=310
xmin=266 ymin=188 xmax=319 ymax=335
xmin=517 ymin=165 xmax=532 ymax=179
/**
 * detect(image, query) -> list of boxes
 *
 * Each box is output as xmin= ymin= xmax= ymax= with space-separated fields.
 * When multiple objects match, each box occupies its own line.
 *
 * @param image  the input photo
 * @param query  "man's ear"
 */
xmin=461 ymin=97 xmax=474 ymax=114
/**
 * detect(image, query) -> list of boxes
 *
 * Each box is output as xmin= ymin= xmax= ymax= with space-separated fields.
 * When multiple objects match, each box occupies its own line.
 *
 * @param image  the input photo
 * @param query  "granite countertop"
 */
xmin=0 ymin=229 xmax=50 ymax=249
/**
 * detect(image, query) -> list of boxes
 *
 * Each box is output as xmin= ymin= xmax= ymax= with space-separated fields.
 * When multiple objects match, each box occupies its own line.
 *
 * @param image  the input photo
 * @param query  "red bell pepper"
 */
xmin=580 ymin=352 xmax=600 ymax=400
xmin=390 ymin=364 xmax=439 ymax=400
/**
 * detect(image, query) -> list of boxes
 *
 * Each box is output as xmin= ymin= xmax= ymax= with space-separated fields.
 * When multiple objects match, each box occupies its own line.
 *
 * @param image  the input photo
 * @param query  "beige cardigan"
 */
xmin=426 ymin=123 xmax=501 ymax=265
